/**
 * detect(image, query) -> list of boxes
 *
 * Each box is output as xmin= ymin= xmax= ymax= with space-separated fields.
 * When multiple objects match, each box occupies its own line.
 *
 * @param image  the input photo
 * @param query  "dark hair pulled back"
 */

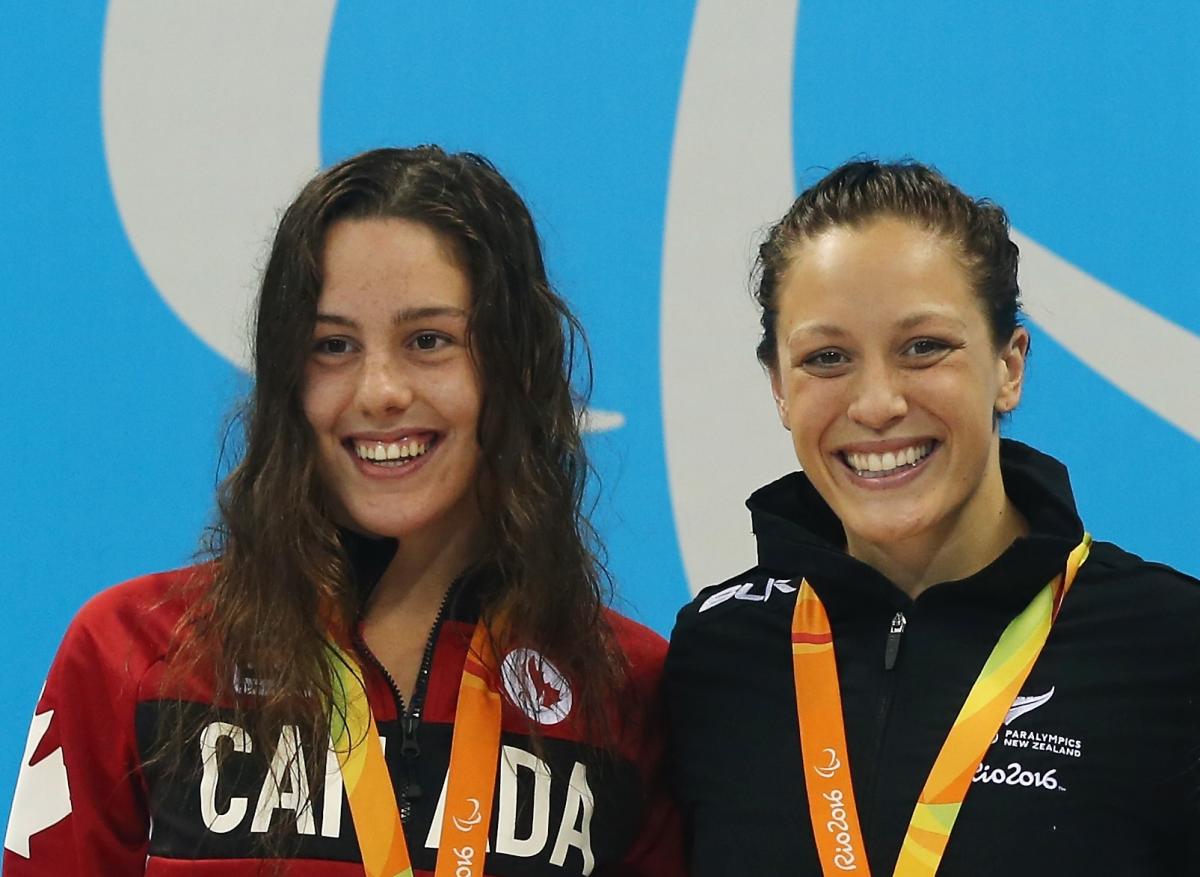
xmin=754 ymin=159 xmax=1022 ymax=367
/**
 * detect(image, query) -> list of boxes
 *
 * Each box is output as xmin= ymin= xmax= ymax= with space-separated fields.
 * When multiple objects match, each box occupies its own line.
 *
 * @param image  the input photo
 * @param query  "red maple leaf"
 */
xmin=526 ymin=656 xmax=564 ymax=710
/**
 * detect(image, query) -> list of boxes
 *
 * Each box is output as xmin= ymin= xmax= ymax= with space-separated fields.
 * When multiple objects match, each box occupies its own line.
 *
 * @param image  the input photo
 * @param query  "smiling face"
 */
xmin=769 ymin=216 xmax=1028 ymax=580
xmin=303 ymin=217 xmax=484 ymax=551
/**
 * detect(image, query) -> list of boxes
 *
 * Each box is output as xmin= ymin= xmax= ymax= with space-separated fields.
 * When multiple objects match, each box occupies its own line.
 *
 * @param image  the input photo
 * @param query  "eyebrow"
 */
xmin=314 ymin=306 xmax=468 ymax=329
xmin=896 ymin=309 xmax=967 ymax=331
xmin=785 ymin=323 xmax=847 ymax=344
xmin=786 ymin=309 xmax=967 ymax=343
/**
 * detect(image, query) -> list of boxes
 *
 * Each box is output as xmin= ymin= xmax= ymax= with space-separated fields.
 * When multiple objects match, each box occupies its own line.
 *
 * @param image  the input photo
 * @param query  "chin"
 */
xmin=335 ymin=503 xmax=414 ymax=541
xmin=841 ymin=508 xmax=931 ymax=549
xmin=360 ymin=518 xmax=431 ymax=542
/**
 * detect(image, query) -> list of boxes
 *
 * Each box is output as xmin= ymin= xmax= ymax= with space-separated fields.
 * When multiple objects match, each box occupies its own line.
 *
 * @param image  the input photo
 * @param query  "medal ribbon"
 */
xmin=327 ymin=620 xmax=502 ymax=877
xmin=793 ymin=535 xmax=1091 ymax=876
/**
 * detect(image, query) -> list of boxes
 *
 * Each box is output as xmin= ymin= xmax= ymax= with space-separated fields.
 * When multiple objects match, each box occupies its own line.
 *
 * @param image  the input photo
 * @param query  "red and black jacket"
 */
xmin=5 ymin=561 xmax=682 ymax=876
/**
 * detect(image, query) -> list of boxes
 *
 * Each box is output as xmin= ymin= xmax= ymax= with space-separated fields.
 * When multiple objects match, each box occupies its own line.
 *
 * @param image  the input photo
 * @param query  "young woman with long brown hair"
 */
xmin=666 ymin=159 xmax=1200 ymax=875
xmin=5 ymin=146 xmax=682 ymax=876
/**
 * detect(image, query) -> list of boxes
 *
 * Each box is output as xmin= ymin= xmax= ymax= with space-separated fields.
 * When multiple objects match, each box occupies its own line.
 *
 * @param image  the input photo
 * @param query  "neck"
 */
xmin=846 ymin=464 xmax=1029 ymax=600
xmin=360 ymin=522 xmax=485 ymax=705
xmin=367 ymin=521 xmax=485 ymax=620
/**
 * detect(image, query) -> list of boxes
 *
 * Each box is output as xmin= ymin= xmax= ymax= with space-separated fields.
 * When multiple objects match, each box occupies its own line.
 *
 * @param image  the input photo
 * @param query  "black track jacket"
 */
xmin=666 ymin=440 xmax=1200 ymax=875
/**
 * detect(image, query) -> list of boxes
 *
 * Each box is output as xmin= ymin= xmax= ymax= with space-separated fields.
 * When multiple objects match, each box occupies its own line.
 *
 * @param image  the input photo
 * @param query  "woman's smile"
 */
xmin=837 ymin=439 xmax=938 ymax=482
xmin=345 ymin=431 xmax=438 ymax=472
xmin=303 ymin=217 xmax=485 ymax=547
xmin=769 ymin=216 xmax=1027 ymax=575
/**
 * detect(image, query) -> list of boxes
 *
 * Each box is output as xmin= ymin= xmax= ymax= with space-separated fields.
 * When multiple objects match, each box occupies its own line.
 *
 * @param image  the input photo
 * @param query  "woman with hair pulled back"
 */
xmin=666 ymin=159 xmax=1200 ymax=874
xmin=5 ymin=147 xmax=683 ymax=876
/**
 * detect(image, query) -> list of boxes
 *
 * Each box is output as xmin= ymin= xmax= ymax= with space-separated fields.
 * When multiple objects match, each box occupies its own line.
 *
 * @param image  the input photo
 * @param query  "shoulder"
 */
xmin=70 ymin=565 xmax=201 ymax=635
xmin=664 ymin=568 xmax=797 ymax=692
xmin=603 ymin=607 xmax=667 ymax=677
xmin=1070 ymin=540 xmax=1200 ymax=648
xmin=671 ymin=568 xmax=798 ymax=636
xmin=1078 ymin=540 xmax=1200 ymax=604
xmin=57 ymin=565 xmax=207 ymax=679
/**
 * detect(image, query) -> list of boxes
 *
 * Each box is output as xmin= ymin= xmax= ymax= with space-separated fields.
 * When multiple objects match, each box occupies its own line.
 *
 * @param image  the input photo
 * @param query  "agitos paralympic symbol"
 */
xmin=814 ymin=748 xmax=842 ymax=779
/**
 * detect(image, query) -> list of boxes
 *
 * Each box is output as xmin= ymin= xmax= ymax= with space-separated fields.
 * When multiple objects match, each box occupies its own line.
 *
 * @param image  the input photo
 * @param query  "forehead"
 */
xmin=320 ymin=217 xmax=471 ymax=310
xmin=777 ymin=217 xmax=981 ymax=328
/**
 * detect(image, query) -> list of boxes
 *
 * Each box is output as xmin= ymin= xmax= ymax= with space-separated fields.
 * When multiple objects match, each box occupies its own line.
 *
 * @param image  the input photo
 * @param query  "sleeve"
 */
xmin=600 ymin=620 xmax=687 ymax=877
xmin=3 ymin=591 xmax=153 ymax=875
xmin=1185 ymin=671 xmax=1200 ymax=867
xmin=603 ymin=751 xmax=685 ymax=877
xmin=661 ymin=602 xmax=701 ymax=870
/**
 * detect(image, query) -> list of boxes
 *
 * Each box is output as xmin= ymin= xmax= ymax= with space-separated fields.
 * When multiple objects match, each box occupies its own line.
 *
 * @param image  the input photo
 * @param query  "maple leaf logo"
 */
xmin=527 ymin=657 xmax=564 ymax=711
xmin=500 ymin=648 xmax=574 ymax=726
xmin=4 ymin=707 xmax=72 ymax=858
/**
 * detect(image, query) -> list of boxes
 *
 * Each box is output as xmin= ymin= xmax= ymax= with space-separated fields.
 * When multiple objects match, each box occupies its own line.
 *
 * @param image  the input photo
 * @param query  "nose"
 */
xmin=846 ymin=359 xmax=907 ymax=431
xmin=356 ymin=351 xmax=415 ymax=417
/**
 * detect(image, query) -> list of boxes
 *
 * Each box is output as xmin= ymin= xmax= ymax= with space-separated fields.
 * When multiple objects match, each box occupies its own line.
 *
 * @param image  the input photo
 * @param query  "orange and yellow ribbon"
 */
xmin=327 ymin=620 xmax=502 ymax=877
xmin=793 ymin=535 xmax=1091 ymax=876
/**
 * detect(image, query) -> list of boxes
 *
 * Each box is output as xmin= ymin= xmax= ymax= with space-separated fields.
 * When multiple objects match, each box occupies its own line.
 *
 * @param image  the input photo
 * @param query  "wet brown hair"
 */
xmin=165 ymin=147 xmax=626 ymax=828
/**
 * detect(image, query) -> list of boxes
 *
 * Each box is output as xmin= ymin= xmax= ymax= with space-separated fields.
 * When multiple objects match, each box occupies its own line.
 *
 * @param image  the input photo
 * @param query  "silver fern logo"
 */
xmin=1004 ymin=686 xmax=1055 ymax=726
xmin=995 ymin=685 xmax=1084 ymax=760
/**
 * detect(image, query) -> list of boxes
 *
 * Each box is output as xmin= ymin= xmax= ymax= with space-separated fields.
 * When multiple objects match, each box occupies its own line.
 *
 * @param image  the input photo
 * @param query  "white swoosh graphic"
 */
xmin=579 ymin=407 xmax=626 ymax=434
xmin=1015 ymin=232 xmax=1200 ymax=441
xmin=813 ymin=747 xmax=841 ymax=778
xmin=662 ymin=0 xmax=802 ymax=593
xmin=452 ymin=797 xmax=483 ymax=831
xmin=102 ymin=0 xmax=337 ymax=370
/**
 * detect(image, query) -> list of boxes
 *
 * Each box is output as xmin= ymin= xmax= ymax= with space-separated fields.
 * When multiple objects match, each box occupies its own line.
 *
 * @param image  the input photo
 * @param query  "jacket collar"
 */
xmin=340 ymin=529 xmax=491 ymax=624
xmin=747 ymin=439 xmax=1086 ymax=615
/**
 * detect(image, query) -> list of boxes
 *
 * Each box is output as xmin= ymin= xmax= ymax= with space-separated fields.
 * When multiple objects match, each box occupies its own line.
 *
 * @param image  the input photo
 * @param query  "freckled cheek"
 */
xmin=301 ymin=377 xmax=353 ymax=436
xmin=432 ymin=367 xmax=485 ymax=431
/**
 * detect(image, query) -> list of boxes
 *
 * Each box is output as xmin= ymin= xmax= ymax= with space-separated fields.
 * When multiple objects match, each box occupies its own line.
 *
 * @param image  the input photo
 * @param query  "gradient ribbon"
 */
xmin=327 ymin=620 xmax=502 ymax=877
xmin=793 ymin=535 xmax=1091 ymax=876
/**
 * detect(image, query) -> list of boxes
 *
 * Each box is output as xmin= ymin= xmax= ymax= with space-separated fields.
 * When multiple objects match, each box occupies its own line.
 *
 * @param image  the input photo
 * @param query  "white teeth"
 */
xmin=354 ymin=438 xmax=430 ymax=464
xmin=845 ymin=442 xmax=933 ymax=476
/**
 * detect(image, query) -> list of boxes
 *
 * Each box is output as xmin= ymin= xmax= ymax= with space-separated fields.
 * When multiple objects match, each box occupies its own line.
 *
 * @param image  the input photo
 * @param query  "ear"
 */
xmin=768 ymin=366 xmax=791 ymax=431
xmin=994 ymin=326 xmax=1029 ymax=415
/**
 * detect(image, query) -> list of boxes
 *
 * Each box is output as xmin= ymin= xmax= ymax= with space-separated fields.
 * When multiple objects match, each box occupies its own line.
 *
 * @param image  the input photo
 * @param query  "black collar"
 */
xmin=746 ymin=439 xmax=1086 ymax=616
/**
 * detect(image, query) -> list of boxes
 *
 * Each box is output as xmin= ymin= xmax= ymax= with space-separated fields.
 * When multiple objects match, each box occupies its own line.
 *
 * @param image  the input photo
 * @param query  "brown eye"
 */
xmin=412 ymin=332 xmax=448 ymax=351
xmin=802 ymin=349 xmax=849 ymax=370
xmin=906 ymin=338 xmax=947 ymax=356
xmin=315 ymin=337 xmax=352 ymax=355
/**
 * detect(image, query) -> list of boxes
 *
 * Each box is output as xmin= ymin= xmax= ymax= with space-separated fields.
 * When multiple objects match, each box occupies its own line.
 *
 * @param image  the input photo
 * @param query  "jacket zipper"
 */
xmin=862 ymin=610 xmax=907 ymax=839
xmin=884 ymin=611 xmax=906 ymax=671
xmin=351 ymin=580 xmax=459 ymax=823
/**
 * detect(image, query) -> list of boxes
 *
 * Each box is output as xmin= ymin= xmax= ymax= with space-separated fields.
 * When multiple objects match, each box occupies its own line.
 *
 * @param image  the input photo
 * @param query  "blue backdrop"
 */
xmin=3 ymin=0 xmax=1198 ymax=838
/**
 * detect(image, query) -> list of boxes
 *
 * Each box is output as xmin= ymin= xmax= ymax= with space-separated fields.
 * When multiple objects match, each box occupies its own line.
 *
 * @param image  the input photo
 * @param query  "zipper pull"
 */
xmin=400 ymin=714 xmax=420 ymax=759
xmin=404 ymin=778 xmax=423 ymax=801
xmin=399 ymin=714 xmax=422 ymax=801
xmin=884 ymin=611 xmax=906 ymax=670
